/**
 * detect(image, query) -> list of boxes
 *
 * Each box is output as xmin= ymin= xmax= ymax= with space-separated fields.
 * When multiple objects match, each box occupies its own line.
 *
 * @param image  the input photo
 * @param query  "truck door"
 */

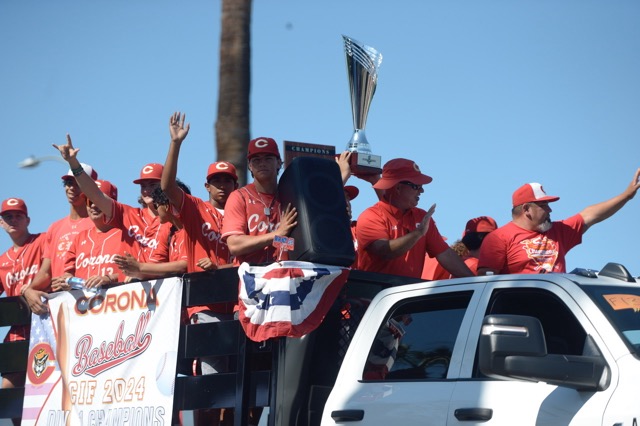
xmin=322 ymin=284 xmax=482 ymax=425
xmin=448 ymin=281 xmax=616 ymax=426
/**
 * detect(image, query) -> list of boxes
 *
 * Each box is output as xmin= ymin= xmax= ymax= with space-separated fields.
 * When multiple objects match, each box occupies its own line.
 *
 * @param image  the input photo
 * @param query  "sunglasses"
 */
xmin=399 ymin=181 xmax=422 ymax=191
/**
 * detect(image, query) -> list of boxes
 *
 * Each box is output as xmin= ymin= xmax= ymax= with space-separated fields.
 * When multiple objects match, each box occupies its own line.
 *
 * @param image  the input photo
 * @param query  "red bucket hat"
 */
xmin=1 ymin=198 xmax=28 ymax=216
xmin=512 ymin=183 xmax=559 ymax=207
xmin=61 ymin=163 xmax=98 ymax=180
xmin=207 ymin=161 xmax=238 ymax=182
xmin=463 ymin=216 xmax=498 ymax=236
xmin=96 ymin=180 xmax=118 ymax=200
xmin=133 ymin=163 xmax=163 ymax=184
xmin=247 ymin=137 xmax=281 ymax=160
xmin=373 ymin=158 xmax=433 ymax=190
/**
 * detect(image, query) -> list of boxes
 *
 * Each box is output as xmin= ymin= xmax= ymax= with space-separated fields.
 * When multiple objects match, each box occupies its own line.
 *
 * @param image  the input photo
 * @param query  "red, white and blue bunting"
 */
xmin=238 ymin=261 xmax=349 ymax=342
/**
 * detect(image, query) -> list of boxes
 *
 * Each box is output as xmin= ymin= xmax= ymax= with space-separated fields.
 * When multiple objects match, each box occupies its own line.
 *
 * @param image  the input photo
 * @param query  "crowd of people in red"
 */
xmin=2 ymin=111 xmax=639 ymax=425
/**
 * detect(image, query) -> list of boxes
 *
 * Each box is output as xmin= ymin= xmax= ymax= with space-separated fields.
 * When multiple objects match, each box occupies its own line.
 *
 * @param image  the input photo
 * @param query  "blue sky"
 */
xmin=1 ymin=0 xmax=639 ymax=276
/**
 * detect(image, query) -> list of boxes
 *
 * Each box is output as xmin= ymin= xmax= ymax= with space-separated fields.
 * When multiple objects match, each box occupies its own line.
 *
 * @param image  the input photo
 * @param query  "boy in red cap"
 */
xmin=53 ymin=136 xmax=172 ymax=268
xmin=0 ymin=197 xmax=48 ymax=395
xmin=25 ymin=163 xmax=100 ymax=314
xmin=55 ymin=180 xmax=141 ymax=289
xmin=478 ymin=171 xmax=640 ymax=275
xmin=356 ymin=158 xmax=473 ymax=278
xmin=161 ymin=112 xmax=240 ymax=426
xmin=221 ymin=136 xmax=298 ymax=265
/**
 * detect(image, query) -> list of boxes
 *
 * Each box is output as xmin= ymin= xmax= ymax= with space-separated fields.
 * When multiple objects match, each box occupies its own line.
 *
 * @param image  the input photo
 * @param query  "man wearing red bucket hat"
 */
xmin=479 ymin=171 xmax=640 ymax=275
xmin=356 ymin=158 xmax=473 ymax=278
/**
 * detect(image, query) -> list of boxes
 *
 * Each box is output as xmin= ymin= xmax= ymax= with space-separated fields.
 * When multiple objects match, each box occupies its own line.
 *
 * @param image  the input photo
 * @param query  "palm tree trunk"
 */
xmin=215 ymin=0 xmax=252 ymax=185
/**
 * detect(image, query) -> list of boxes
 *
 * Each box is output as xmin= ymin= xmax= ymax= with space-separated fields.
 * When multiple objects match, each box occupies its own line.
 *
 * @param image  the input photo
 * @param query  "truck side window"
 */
xmin=362 ymin=291 xmax=472 ymax=381
xmin=472 ymin=287 xmax=588 ymax=379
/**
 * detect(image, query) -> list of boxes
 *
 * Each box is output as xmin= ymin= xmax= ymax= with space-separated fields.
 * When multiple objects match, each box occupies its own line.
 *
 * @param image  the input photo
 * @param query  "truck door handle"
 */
xmin=454 ymin=408 xmax=493 ymax=421
xmin=331 ymin=409 xmax=365 ymax=422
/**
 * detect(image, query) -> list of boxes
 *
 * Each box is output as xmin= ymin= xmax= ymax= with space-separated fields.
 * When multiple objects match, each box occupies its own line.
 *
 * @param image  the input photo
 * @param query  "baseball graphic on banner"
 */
xmin=155 ymin=351 xmax=177 ymax=396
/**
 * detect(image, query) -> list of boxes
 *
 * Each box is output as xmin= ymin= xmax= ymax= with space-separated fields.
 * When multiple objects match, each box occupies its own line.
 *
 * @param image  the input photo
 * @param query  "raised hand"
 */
xmin=169 ymin=111 xmax=190 ymax=144
xmin=417 ymin=203 xmax=436 ymax=237
xmin=52 ymin=134 xmax=80 ymax=164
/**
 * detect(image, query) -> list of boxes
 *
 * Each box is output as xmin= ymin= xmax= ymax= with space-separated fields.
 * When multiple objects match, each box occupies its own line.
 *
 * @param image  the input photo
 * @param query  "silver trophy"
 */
xmin=343 ymin=35 xmax=383 ymax=175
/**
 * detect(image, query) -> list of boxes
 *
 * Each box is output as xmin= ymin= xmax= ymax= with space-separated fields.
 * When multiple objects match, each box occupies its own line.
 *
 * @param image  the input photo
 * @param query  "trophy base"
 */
xmin=350 ymin=152 xmax=382 ymax=176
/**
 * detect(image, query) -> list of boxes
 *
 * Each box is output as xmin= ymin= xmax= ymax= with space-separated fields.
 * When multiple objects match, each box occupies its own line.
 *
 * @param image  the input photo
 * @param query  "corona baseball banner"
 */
xmin=21 ymin=277 xmax=183 ymax=426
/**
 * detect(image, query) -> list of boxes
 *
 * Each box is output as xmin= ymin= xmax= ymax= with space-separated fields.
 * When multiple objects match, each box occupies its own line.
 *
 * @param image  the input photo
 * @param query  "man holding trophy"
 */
xmin=343 ymin=36 xmax=472 ymax=279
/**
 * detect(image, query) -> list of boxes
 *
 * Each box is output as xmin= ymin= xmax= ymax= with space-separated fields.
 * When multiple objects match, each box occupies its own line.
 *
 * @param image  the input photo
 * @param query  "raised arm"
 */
xmin=52 ymin=135 xmax=114 ymax=219
xmin=580 ymin=168 xmax=640 ymax=231
xmin=161 ymin=112 xmax=191 ymax=210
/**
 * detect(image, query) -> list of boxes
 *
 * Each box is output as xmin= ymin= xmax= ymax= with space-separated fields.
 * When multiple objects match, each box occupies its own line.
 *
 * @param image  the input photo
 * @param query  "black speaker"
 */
xmin=278 ymin=157 xmax=355 ymax=266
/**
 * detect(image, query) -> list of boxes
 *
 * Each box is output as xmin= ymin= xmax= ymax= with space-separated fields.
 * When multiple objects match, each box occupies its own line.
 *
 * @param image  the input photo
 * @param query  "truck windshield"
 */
xmin=584 ymin=285 xmax=640 ymax=356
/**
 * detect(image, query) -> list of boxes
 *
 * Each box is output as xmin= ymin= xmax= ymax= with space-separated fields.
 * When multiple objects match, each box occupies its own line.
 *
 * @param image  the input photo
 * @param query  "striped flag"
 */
xmin=238 ymin=261 xmax=349 ymax=342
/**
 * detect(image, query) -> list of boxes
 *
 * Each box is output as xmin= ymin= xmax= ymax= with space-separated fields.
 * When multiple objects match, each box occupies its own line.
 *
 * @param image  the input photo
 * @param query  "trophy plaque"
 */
xmin=343 ymin=35 xmax=383 ymax=176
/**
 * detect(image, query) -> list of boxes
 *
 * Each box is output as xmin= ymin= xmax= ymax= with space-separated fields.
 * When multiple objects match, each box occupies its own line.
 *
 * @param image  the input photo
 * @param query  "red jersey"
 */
xmin=0 ymin=233 xmax=47 ymax=341
xmin=44 ymin=216 xmax=95 ymax=277
xmin=169 ymin=228 xmax=187 ymax=263
xmin=64 ymin=227 xmax=139 ymax=283
xmin=107 ymin=200 xmax=171 ymax=263
xmin=478 ymin=214 xmax=584 ymax=274
xmin=356 ymin=201 xmax=449 ymax=278
xmin=221 ymin=184 xmax=284 ymax=265
xmin=178 ymin=193 xmax=232 ymax=272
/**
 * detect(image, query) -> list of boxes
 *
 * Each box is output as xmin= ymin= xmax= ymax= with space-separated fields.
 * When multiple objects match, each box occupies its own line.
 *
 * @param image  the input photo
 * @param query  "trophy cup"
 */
xmin=343 ymin=35 xmax=383 ymax=176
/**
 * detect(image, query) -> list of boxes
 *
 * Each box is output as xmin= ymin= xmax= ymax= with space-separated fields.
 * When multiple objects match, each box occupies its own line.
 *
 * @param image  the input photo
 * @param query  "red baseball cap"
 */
xmin=373 ymin=158 xmax=433 ymax=190
xmin=61 ymin=163 xmax=98 ymax=180
xmin=344 ymin=185 xmax=359 ymax=201
xmin=247 ymin=137 xmax=281 ymax=160
xmin=133 ymin=163 xmax=163 ymax=184
xmin=512 ymin=183 xmax=560 ymax=207
xmin=1 ymin=198 xmax=28 ymax=216
xmin=96 ymin=180 xmax=118 ymax=200
xmin=463 ymin=216 xmax=498 ymax=236
xmin=206 ymin=161 xmax=238 ymax=182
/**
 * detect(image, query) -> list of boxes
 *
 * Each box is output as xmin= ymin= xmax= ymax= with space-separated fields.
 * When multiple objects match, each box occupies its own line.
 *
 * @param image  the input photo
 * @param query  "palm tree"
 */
xmin=215 ymin=0 xmax=252 ymax=185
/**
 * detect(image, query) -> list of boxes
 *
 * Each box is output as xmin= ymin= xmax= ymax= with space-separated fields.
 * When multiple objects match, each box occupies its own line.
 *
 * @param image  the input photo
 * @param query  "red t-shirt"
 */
xmin=64 ymin=227 xmax=139 ymax=283
xmin=356 ymin=201 xmax=449 ymax=278
xmin=0 ymin=233 xmax=47 ymax=341
xmin=44 ymin=216 xmax=95 ymax=277
xmin=477 ymin=214 xmax=585 ymax=274
xmin=107 ymin=200 xmax=171 ymax=263
xmin=221 ymin=184 xmax=284 ymax=265
xmin=177 ymin=193 xmax=232 ymax=272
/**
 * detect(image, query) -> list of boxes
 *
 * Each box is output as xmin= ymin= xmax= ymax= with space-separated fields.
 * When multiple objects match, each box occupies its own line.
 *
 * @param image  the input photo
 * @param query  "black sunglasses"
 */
xmin=399 ymin=181 xmax=422 ymax=191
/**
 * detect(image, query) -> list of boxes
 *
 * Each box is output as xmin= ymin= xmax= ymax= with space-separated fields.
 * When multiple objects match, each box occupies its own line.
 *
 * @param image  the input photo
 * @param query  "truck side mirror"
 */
xmin=479 ymin=314 xmax=610 ymax=391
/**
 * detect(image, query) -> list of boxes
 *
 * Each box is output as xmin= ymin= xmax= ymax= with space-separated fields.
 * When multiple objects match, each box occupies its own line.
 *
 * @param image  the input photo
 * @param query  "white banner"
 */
xmin=21 ymin=277 xmax=183 ymax=426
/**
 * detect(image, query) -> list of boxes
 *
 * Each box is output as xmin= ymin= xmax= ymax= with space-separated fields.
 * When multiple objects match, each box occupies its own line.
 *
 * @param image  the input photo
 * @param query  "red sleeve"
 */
xmin=355 ymin=206 xmax=387 ymax=252
xmin=423 ymin=219 xmax=449 ymax=258
xmin=221 ymin=190 xmax=247 ymax=241
xmin=477 ymin=230 xmax=507 ymax=272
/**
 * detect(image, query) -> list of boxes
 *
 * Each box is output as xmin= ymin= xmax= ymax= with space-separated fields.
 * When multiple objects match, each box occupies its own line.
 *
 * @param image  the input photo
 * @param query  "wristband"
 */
xmin=71 ymin=166 xmax=84 ymax=177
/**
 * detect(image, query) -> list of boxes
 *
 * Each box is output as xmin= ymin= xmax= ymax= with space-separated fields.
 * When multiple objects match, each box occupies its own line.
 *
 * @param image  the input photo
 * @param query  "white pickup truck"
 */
xmin=321 ymin=263 xmax=640 ymax=426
